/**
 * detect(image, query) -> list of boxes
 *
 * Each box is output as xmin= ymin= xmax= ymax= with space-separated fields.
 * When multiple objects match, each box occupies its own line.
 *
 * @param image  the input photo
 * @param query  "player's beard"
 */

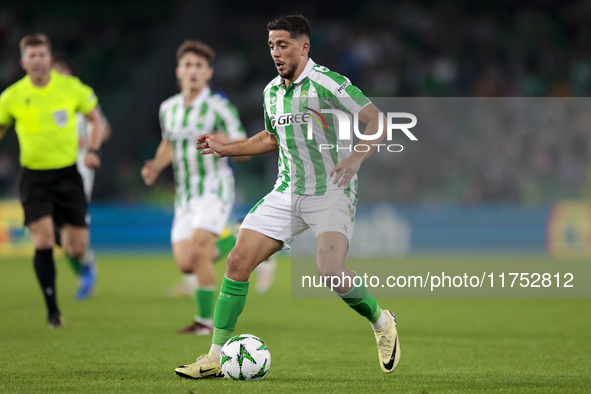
xmin=279 ymin=61 xmax=299 ymax=80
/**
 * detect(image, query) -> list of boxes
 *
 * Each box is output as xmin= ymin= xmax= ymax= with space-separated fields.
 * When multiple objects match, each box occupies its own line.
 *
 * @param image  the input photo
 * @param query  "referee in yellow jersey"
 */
xmin=0 ymin=34 xmax=106 ymax=328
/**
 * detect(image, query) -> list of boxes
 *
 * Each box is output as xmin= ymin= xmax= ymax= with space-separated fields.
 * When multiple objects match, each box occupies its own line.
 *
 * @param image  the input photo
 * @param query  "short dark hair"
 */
xmin=176 ymin=40 xmax=215 ymax=65
xmin=19 ymin=33 xmax=52 ymax=55
xmin=267 ymin=14 xmax=311 ymax=39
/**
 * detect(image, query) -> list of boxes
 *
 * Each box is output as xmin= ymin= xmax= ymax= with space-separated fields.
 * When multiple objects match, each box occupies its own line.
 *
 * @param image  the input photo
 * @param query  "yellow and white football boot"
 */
xmin=175 ymin=352 xmax=224 ymax=379
xmin=374 ymin=310 xmax=401 ymax=373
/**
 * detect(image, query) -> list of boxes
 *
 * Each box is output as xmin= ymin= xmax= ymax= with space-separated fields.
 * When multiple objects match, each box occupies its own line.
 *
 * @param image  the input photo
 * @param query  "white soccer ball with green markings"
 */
xmin=220 ymin=334 xmax=271 ymax=381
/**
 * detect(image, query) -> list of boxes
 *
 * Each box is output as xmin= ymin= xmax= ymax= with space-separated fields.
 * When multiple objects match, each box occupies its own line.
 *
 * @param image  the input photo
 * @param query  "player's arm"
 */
xmin=83 ymin=106 xmax=106 ymax=169
xmin=330 ymin=103 xmax=387 ymax=187
xmin=213 ymin=131 xmax=250 ymax=162
xmin=355 ymin=103 xmax=388 ymax=156
xmin=98 ymin=105 xmax=112 ymax=143
xmin=87 ymin=105 xmax=111 ymax=145
xmin=141 ymin=138 xmax=173 ymax=186
xmin=74 ymin=78 xmax=105 ymax=169
xmin=197 ymin=130 xmax=278 ymax=158
xmin=102 ymin=120 xmax=112 ymax=143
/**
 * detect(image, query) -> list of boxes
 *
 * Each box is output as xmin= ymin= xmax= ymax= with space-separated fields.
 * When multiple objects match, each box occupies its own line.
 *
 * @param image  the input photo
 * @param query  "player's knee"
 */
xmin=175 ymin=252 xmax=194 ymax=274
xmin=34 ymin=236 xmax=54 ymax=250
xmin=29 ymin=223 xmax=55 ymax=249
xmin=65 ymin=240 xmax=87 ymax=258
xmin=226 ymin=249 xmax=252 ymax=280
xmin=187 ymin=246 xmax=209 ymax=268
xmin=35 ymin=230 xmax=54 ymax=248
xmin=189 ymin=244 xmax=210 ymax=264
xmin=189 ymin=233 xmax=216 ymax=263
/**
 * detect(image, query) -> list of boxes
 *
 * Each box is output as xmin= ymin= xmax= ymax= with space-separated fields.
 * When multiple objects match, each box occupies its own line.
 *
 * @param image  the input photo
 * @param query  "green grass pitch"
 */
xmin=0 ymin=252 xmax=590 ymax=393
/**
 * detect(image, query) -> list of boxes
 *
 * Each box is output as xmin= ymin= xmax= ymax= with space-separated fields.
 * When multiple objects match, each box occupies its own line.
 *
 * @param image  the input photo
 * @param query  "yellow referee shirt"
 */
xmin=0 ymin=70 xmax=98 ymax=170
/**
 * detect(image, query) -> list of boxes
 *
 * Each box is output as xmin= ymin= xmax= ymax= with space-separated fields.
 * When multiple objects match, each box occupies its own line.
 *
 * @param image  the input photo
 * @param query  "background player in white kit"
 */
xmin=142 ymin=40 xmax=249 ymax=335
xmin=52 ymin=54 xmax=111 ymax=300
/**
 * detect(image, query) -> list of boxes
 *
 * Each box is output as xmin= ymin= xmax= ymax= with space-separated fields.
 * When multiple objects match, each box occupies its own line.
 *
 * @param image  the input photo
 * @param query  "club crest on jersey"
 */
xmin=52 ymin=110 xmax=68 ymax=128
xmin=299 ymin=90 xmax=308 ymax=104
xmin=196 ymin=114 xmax=206 ymax=128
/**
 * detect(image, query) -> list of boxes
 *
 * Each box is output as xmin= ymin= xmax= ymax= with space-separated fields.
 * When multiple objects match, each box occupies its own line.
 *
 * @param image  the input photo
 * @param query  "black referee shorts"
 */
xmin=18 ymin=164 xmax=88 ymax=227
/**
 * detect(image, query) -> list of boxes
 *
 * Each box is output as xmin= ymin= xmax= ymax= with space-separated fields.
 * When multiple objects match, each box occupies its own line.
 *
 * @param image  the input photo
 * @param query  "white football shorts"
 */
xmin=240 ymin=189 xmax=356 ymax=250
xmin=171 ymin=193 xmax=234 ymax=243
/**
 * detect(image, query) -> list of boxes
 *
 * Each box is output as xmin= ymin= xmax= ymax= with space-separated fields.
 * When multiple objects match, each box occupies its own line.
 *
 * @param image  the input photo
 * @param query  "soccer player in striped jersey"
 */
xmin=175 ymin=15 xmax=400 ymax=378
xmin=141 ymin=40 xmax=248 ymax=335
xmin=52 ymin=53 xmax=112 ymax=300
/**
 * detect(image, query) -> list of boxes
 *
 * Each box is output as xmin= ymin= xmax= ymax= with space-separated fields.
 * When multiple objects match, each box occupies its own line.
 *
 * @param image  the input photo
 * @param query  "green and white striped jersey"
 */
xmin=160 ymin=86 xmax=246 ymax=208
xmin=263 ymin=59 xmax=370 ymax=196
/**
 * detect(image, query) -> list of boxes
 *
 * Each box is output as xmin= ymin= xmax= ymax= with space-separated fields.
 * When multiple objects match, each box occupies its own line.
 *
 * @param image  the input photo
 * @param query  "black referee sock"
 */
xmin=33 ymin=248 xmax=60 ymax=316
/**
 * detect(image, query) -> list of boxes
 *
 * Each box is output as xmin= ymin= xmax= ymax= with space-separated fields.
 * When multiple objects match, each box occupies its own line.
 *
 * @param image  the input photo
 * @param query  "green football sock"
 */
xmin=65 ymin=253 xmax=82 ymax=276
xmin=212 ymin=276 xmax=249 ymax=347
xmin=195 ymin=287 xmax=215 ymax=320
xmin=215 ymin=234 xmax=236 ymax=260
xmin=339 ymin=274 xmax=382 ymax=323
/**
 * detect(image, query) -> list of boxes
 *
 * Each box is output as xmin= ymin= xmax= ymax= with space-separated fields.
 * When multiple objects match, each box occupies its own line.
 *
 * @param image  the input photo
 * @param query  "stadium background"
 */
xmin=2 ymin=0 xmax=591 ymax=254
xmin=1 ymin=1 xmax=591 ymax=393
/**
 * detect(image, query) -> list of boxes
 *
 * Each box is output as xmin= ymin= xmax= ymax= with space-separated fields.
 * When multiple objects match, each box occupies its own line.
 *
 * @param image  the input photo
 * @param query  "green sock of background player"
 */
xmin=65 ymin=253 xmax=82 ymax=276
xmin=195 ymin=287 xmax=215 ymax=325
xmin=199 ymin=231 xmax=237 ymax=322
xmin=56 ymin=225 xmax=83 ymax=277
xmin=189 ymin=232 xmax=235 ymax=325
xmin=215 ymin=234 xmax=236 ymax=262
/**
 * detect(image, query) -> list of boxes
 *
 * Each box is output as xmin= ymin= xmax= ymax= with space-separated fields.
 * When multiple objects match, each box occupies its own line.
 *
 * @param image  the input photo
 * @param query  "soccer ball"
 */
xmin=220 ymin=334 xmax=271 ymax=380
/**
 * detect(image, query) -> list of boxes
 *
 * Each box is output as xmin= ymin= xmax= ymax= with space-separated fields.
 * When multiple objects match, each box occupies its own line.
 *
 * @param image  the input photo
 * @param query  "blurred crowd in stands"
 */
xmin=1 ymin=0 xmax=590 ymax=205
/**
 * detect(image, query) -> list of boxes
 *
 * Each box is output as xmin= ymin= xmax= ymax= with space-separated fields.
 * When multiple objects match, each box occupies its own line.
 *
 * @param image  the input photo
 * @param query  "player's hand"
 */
xmin=329 ymin=155 xmax=363 ymax=188
xmin=196 ymin=134 xmax=226 ymax=158
xmin=84 ymin=151 xmax=101 ymax=169
xmin=141 ymin=160 xmax=159 ymax=186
